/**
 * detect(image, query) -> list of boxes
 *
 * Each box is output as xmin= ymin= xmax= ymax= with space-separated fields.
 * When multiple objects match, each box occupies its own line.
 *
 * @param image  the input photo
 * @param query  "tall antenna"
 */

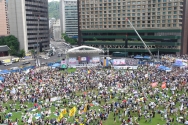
xmin=126 ymin=18 xmax=153 ymax=57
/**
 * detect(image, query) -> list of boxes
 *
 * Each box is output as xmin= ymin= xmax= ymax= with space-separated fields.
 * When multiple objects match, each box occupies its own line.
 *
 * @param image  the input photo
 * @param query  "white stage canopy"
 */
xmin=67 ymin=45 xmax=104 ymax=54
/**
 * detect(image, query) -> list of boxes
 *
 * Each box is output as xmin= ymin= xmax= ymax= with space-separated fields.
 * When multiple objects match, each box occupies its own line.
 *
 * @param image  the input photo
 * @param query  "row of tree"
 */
xmin=0 ymin=35 xmax=25 ymax=57
xmin=62 ymin=33 xmax=77 ymax=45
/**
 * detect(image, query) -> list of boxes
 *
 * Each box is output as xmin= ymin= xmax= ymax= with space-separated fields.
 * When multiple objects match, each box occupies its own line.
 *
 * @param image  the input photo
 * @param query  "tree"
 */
xmin=0 ymin=35 xmax=20 ymax=56
xmin=8 ymin=46 xmax=16 ymax=56
xmin=20 ymin=49 xmax=25 ymax=57
xmin=48 ymin=1 xmax=60 ymax=19
xmin=30 ymin=49 xmax=35 ymax=58
xmin=18 ymin=49 xmax=25 ymax=58
xmin=62 ymin=33 xmax=77 ymax=45
xmin=93 ymin=37 xmax=97 ymax=41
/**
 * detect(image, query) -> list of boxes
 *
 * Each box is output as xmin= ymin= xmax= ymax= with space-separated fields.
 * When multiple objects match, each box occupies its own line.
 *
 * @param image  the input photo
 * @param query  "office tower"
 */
xmin=78 ymin=0 xmax=185 ymax=55
xmin=8 ymin=0 xmax=49 ymax=52
xmin=60 ymin=0 xmax=78 ymax=38
xmin=52 ymin=19 xmax=61 ymax=41
xmin=0 ymin=0 xmax=9 ymax=36
xmin=181 ymin=0 xmax=188 ymax=54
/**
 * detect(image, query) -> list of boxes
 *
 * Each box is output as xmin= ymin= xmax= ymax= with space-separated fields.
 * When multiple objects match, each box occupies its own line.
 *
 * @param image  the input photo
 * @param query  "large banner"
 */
xmin=112 ymin=59 xmax=139 ymax=66
xmin=125 ymin=59 xmax=139 ymax=66
xmin=92 ymin=57 xmax=100 ymax=63
xmin=61 ymin=60 xmax=67 ymax=65
xmin=113 ymin=59 xmax=125 ymax=66
xmin=69 ymin=58 xmax=77 ymax=65
xmin=175 ymin=59 xmax=183 ymax=65
xmin=61 ymin=60 xmax=67 ymax=68
xmin=81 ymin=57 xmax=87 ymax=61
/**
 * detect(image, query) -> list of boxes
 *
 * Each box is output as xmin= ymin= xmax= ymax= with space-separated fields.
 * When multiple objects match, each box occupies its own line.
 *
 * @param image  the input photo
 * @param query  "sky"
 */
xmin=48 ymin=0 xmax=60 ymax=2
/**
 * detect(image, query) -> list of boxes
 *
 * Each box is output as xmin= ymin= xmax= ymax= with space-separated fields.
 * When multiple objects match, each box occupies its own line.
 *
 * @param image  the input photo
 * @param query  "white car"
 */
xmin=10 ymin=67 xmax=19 ymax=70
xmin=4 ymin=62 xmax=12 ymax=66
xmin=44 ymin=57 xmax=50 ymax=60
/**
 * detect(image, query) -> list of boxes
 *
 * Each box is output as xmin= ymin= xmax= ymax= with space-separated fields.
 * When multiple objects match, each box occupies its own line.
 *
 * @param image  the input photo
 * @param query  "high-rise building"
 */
xmin=181 ymin=0 xmax=188 ymax=54
xmin=78 ymin=0 xmax=185 ymax=55
xmin=0 ymin=0 xmax=9 ymax=36
xmin=60 ymin=0 xmax=78 ymax=38
xmin=49 ymin=18 xmax=56 ymax=29
xmin=52 ymin=19 xmax=61 ymax=41
xmin=8 ymin=0 xmax=49 ymax=52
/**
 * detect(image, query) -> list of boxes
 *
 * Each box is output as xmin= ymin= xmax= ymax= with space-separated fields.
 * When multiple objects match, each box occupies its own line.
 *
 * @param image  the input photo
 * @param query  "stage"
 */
xmin=66 ymin=45 xmax=103 ymax=67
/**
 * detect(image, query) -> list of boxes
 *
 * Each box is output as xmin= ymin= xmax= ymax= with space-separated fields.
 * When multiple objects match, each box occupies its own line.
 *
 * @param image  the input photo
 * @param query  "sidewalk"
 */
xmin=0 ymin=56 xmax=14 ymax=60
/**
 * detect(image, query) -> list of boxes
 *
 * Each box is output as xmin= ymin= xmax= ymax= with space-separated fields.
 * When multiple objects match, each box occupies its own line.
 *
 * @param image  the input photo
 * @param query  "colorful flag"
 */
xmin=151 ymin=82 xmax=158 ymax=88
xmin=69 ymin=106 xmax=77 ymax=117
xmin=103 ymin=59 xmax=106 ymax=67
xmin=83 ymin=104 xmax=87 ymax=112
xmin=161 ymin=82 xmax=166 ymax=89
xmin=61 ymin=109 xmax=67 ymax=115
xmin=57 ymin=112 xmax=63 ymax=122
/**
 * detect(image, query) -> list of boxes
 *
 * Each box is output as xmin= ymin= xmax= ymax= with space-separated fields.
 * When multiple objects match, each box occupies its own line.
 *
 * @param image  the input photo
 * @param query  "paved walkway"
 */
xmin=0 ymin=56 xmax=13 ymax=60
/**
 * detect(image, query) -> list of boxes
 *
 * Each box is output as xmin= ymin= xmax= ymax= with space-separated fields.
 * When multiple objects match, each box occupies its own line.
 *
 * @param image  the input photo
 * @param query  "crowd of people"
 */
xmin=0 ymin=56 xmax=188 ymax=125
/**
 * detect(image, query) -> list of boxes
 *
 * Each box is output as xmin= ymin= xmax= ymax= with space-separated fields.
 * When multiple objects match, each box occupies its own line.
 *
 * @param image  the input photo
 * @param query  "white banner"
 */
xmin=69 ymin=58 xmax=77 ymax=64
xmin=81 ymin=57 xmax=87 ymax=61
xmin=113 ymin=59 xmax=125 ymax=65
xmin=113 ymin=66 xmax=138 ymax=70
xmin=92 ymin=57 xmax=100 ymax=63
xmin=61 ymin=60 xmax=67 ymax=65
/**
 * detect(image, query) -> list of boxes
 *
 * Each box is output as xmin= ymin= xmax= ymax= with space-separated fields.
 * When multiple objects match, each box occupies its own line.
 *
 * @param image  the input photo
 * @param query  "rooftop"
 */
xmin=0 ymin=45 xmax=10 ymax=52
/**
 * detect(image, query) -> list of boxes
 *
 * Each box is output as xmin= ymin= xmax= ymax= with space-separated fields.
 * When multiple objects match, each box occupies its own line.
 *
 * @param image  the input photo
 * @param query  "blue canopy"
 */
xmin=173 ymin=63 xmax=183 ymax=67
xmin=158 ymin=65 xmax=171 ymax=71
xmin=0 ymin=76 xmax=4 ymax=81
xmin=134 ymin=55 xmax=143 ymax=59
xmin=52 ymin=63 xmax=60 ymax=67
xmin=143 ymin=56 xmax=151 ymax=60
xmin=47 ymin=63 xmax=54 ymax=66
xmin=55 ymin=61 xmax=61 ymax=63
xmin=1 ymin=70 xmax=10 ymax=74
xmin=164 ymin=67 xmax=171 ymax=70
xmin=158 ymin=65 xmax=166 ymax=70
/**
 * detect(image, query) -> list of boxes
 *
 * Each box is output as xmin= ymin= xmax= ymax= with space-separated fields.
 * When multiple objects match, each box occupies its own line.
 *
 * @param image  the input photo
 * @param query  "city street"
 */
xmin=0 ymin=41 xmax=69 ymax=70
xmin=0 ymin=55 xmax=61 ymax=70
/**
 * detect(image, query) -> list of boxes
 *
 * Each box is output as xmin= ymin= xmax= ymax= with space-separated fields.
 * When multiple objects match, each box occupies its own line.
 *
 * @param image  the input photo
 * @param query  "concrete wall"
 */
xmin=0 ymin=0 xmax=8 ymax=36
xmin=181 ymin=0 xmax=188 ymax=55
xmin=59 ymin=0 xmax=66 ymax=33
xmin=8 ymin=0 xmax=28 ymax=52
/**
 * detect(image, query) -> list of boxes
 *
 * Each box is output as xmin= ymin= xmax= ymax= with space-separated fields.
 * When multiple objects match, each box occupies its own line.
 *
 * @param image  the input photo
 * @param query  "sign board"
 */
xmin=92 ymin=57 xmax=100 ymax=63
xmin=61 ymin=60 xmax=66 ymax=65
xmin=69 ymin=58 xmax=77 ymax=65
xmin=113 ymin=59 xmax=125 ymax=66
xmin=61 ymin=60 xmax=67 ymax=69
xmin=113 ymin=66 xmax=138 ymax=70
xmin=81 ymin=57 xmax=87 ymax=61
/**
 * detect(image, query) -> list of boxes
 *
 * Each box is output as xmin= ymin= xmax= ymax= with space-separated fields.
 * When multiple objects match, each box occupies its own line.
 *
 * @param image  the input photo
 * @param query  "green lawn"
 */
xmin=0 ymin=68 xmax=186 ymax=125
xmin=61 ymin=68 xmax=76 ymax=73
xmin=0 ymin=88 xmax=184 ymax=125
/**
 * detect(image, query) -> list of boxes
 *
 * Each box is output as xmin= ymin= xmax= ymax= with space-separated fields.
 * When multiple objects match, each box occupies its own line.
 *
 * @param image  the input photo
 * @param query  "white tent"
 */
xmin=67 ymin=45 xmax=104 ymax=54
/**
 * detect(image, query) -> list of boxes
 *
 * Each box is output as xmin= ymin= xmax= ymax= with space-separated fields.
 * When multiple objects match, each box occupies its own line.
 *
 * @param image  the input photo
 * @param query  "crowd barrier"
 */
xmin=69 ymin=63 xmax=100 ymax=68
xmin=113 ymin=66 xmax=138 ymax=70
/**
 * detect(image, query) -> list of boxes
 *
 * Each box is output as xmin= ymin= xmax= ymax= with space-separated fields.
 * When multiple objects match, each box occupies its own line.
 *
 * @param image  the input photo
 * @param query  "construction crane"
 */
xmin=126 ymin=18 xmax=153 ymax=58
